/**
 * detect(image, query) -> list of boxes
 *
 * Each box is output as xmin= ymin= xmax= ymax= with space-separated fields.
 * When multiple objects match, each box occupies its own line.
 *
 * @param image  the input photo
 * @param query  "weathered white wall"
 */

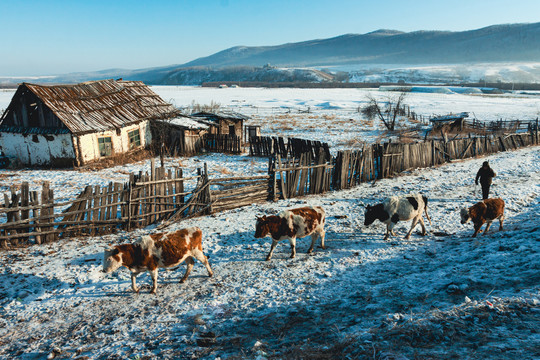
xmin=0 ymin=121 xmax=152 ymax=166
xmin=77 ymin=121 xmax=152 ymax=164
xmin=0 ymin=132 xmax=75 ymax=166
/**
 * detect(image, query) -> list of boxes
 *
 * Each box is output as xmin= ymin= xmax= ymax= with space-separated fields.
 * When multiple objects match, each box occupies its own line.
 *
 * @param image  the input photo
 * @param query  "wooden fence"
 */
xmin=463 ymin=118 xmax=538 ymax=134
xmin=0 ymin=160 xmax=275 ymax=248
xmin=1 ymin=130 xmax=537 ymax=249
xmin=269 ymin=152 xmax=332 ymax=200
xmin=250 ymin=136 xmax=330 ymax=160
xmin=204 ymin=134 xmax=242 ymax=154
xmin=332 ymin=132 xmax=538 ymax=190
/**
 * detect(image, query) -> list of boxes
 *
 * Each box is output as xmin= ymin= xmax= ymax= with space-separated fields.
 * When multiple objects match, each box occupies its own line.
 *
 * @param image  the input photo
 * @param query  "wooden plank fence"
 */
xmin=332 ymin=132 xmax=538 ymax=190
xmin=270 ymin=152 xmax=333 ymax=200
xmin=250 ymin=135 xmax=330 ymax=160
xmin=1 ymin=129 xmax=537 ymax=249
xmin=204 ymin=134 xmax=242 ymax=154
xmin=463 ymin=118 xmax=538 ymax=134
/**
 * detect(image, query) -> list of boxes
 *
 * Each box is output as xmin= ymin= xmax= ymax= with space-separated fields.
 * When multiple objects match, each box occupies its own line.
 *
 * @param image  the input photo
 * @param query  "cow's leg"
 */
xmin=192 ymin=249 xmax=214 ymax=277
xmin=499 ymin=216 xmax=504 ymax=231
xmin=483 ymin=221 xmax=492 ymax=235
xmin=319 ymin=229 xmax=326 ymax=249
xmin=131 ymin=271 xmax=141 ymax=293
xmin=405 ymin=218 xmax=420 ymax=239
xmin=424 ymin=208 xmax=432 ymax=226
xmin=149 ymin=269 xmax=159 ymax=294
xmin=472 ymin=223 xmax=483 ymax=237
xmin=419 ymin=217 xmax=427 ymax=236
xmin=180 ymin=257 xmax=195 ymax=283
xmin=308 ymin=233 xmax=318 ymax=253
xmin=384 ymin=224 xmax=392 ymax=240
xmin=288 ymin=237 xmax=297 ymax=259
xmin=266 ymin=239 xmax=279 ymax=261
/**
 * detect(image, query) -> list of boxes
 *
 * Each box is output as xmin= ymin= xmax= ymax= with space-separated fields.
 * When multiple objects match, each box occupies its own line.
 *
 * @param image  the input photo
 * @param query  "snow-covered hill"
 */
xmin=3 ymin=22 xmax=540 ymax=85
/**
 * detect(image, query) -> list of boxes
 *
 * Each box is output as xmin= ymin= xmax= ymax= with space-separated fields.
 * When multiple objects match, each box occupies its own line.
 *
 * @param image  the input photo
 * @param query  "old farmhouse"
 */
xmin=191 ymin=111 xmax=248 ymax=144
xmin=0 ymin=79 xmax=179 ymax=167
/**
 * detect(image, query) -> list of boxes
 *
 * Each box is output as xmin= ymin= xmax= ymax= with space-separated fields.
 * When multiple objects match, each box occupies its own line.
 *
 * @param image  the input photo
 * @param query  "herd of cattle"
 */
xmin=103 ymin=194 xmax=506 ymax=294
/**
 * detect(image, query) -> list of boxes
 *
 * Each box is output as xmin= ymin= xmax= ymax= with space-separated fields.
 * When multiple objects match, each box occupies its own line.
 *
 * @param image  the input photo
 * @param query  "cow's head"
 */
xmin=255 ymin=216 xmax=270 ymax=238
xmin=460 ymin=208 xmax=471 ymax=224
xmin=364 ymin=204 xmax=377 ymax=226
xmin=103 ymin=247 xmax=123 ymax=273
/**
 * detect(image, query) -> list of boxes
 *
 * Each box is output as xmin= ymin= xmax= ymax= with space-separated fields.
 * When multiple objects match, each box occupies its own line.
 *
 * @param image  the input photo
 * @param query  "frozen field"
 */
xmin=0 ymin=86 xmax=539 ymax=359
xmin=2 ymin=86 xmax=540 ymax=149
xmin=152 ymin=86 xmax=540 ymax=148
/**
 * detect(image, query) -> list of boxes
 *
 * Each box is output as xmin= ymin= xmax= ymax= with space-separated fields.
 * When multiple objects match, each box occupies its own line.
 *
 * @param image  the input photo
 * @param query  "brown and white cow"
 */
xmin=460 ymin=198 xmax=505 ymax=237
xmin=255 ymin=206 xmax=326 ymax=261
xmin=103 ymin=227 xmax=213 ymax=294
xmin=364 ymin=194 xmax=431 ymax=240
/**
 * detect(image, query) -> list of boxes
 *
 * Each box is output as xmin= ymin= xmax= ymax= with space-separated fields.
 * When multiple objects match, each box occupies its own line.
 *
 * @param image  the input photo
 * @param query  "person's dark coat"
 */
xmin=476 ymin=161 xmax=496 ymax=199
xmin=476 ymin=162 xmax=496 ymax=186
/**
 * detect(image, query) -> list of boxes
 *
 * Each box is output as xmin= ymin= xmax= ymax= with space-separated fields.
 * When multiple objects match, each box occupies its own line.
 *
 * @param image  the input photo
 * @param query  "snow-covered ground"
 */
xmin=0 ymin=87 xmax=539 ymax=359
xmin=0 ymin=145 xmax=538 ymax=359
xmin=155 ymin=86 xmax=540 ymax=149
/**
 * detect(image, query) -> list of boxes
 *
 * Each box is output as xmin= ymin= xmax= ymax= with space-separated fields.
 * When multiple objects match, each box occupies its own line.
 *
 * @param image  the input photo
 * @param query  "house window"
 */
xmin=229 ymin=125 xmax=235 ymax=136
xmin=128 ymin=129 xmax=141 ymax=149
xmin=98 ymin=137 xmax=112 ymax=157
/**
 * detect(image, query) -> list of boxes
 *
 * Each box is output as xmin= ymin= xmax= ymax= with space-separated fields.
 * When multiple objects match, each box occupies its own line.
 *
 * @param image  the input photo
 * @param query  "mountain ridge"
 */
xmin=2 ymin=22 xmax=540 ymax=85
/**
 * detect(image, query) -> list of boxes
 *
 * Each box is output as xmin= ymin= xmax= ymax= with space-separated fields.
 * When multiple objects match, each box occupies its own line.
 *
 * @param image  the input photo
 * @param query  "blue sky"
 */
xmin=1 ymin=0 xmax=539 ymax=75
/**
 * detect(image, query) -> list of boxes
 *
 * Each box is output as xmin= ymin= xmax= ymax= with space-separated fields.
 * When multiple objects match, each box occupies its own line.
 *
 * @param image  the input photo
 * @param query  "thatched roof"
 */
xmin=7 ymin=79 xmax=179 ymax=135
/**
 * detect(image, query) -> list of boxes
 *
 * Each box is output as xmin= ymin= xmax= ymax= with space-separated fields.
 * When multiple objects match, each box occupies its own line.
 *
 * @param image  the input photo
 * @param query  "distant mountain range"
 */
xmin=3 ymin=22 xmax=540 ymax=86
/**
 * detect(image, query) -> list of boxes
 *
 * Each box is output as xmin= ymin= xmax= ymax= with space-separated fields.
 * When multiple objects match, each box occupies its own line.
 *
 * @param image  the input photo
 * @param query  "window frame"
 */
xmin=98 ymin=136 xmax=113 ymax=157
xmin=128 ymin=129 xmax=141 ymax=150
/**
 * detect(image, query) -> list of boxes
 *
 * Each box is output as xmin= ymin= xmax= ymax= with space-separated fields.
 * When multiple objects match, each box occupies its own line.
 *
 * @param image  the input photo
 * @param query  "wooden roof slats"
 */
xmin=20 ymin=79 xmax=178 ymax=134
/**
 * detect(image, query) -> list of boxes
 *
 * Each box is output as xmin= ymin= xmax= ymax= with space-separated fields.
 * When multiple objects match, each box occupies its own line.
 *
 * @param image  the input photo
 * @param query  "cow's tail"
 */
xmin=423 ymin=196 xmax=432 ymax=226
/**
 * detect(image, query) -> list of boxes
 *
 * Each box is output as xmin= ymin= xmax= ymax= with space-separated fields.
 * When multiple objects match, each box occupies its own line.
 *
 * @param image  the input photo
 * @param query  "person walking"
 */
xmin=475 ymin=161 xmax=496 ymax=199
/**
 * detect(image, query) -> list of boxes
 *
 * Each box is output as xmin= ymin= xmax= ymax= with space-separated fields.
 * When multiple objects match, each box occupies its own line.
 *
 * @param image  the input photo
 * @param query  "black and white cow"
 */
xmin=364 ymin=194 xmax=431 ymax=240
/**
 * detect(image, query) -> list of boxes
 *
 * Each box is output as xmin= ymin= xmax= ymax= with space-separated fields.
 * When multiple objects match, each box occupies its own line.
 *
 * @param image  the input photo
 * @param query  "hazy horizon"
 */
xmin=1 ymin=0 xmax=540 ymax=76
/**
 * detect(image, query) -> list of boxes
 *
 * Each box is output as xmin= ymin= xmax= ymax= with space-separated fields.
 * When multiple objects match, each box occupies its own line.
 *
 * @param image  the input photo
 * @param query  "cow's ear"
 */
xmin=262 ymin=215 xmax=267 ymax=220
xmin=112 ymin=248 xmax=120 ymax=255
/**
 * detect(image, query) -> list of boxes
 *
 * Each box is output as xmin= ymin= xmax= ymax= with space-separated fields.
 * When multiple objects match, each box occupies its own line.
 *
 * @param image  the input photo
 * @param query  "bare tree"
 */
xmin=361 ymin=92 xmax=408 ymax=131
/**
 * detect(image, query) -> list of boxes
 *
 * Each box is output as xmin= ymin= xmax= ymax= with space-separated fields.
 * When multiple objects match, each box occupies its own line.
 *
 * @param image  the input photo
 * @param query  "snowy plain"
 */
xmin=0 ymin=87 xmax=538 ymax=359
